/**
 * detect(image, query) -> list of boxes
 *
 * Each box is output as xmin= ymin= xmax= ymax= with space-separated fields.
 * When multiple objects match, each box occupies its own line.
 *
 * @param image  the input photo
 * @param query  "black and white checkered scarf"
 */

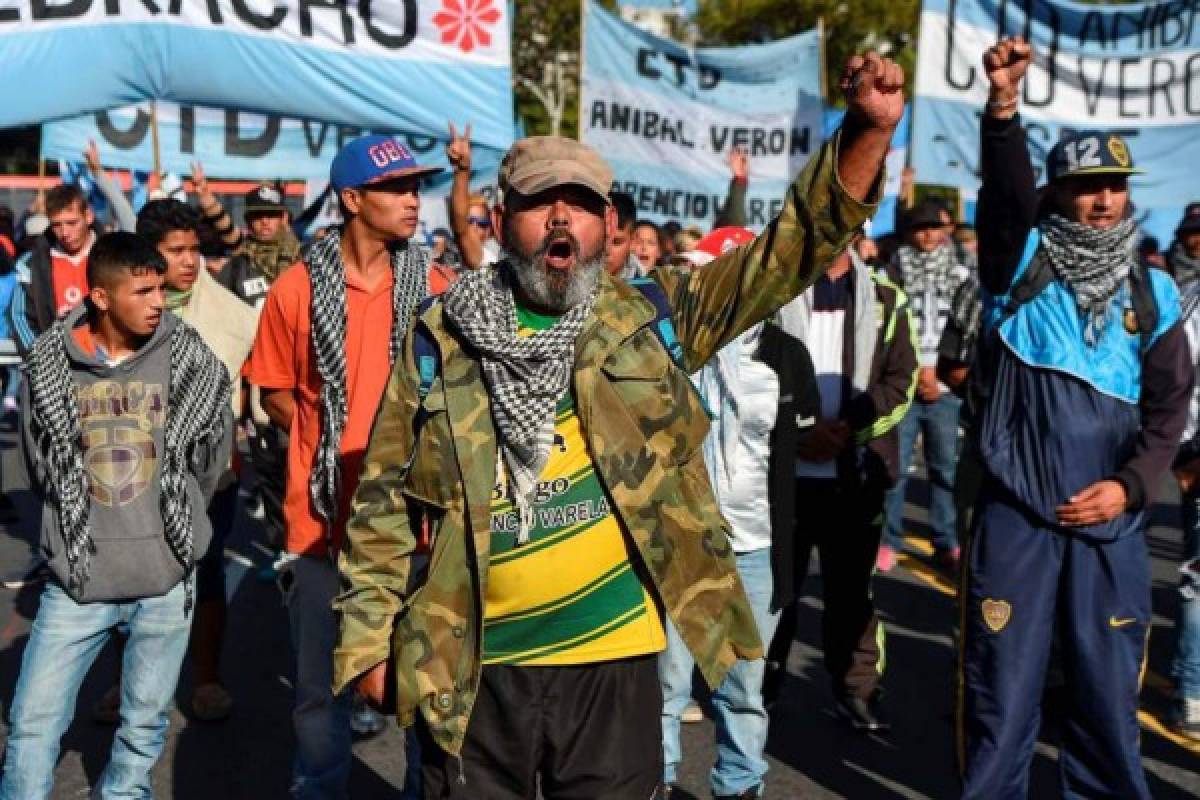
xmin=947 ymin=271 xmax=984 ymax=365
xmin=896 ymin=242 xmax=958 ymax=296
xmin=1039 ymin=214 xmax=1137 ymax=345
xmin=306 ymin=228 xmax=427 ymax=539
xmin=25 ymin=317 xmax=230 ymax=612
xmin=442 ymin=262 xmax=595 ymax=544
xmin=1169 ymin=240 xmax=1200 ymax=289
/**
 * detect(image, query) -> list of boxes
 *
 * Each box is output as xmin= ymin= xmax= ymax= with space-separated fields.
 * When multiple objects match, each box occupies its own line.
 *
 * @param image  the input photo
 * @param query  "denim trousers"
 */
xmin=281 ymin=555 xmax=353 ymax=800
xmin=884 ymin=394 xmax=962 ymax=551
xmin=1172 ymin=488 xmax=1200 ymax=700
xmin=0 ymin=578 xmax=193 ymax=800
xmin=660 ymin=546 xmax=779 ymax=797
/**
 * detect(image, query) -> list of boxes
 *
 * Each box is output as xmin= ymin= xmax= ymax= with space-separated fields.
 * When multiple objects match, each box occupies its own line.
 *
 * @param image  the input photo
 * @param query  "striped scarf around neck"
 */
xmin=1169 ymin=240 xmax=1200 ymax=289
xmin=306 ymin=228 xmax=428 ymax=541
xmin=896 ymin=242 xmax=957 ymax=296
xmin=1038 ymin=214 xmax=1138 ymax=345
xmin=25 ymin=316 xmax=230 ymax=611
xmin=441 ymin=262 xmax=595 ymax=545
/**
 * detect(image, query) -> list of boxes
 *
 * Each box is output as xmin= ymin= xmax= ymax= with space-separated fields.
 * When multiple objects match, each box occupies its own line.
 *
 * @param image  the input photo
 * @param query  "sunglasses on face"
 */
xmin=467 ymin=215 xmax=491 ymax=229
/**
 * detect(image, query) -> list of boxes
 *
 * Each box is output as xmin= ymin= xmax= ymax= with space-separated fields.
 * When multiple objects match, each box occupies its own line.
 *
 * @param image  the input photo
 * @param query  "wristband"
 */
xmin=986 ymin=95 xmax=1018 ymax=113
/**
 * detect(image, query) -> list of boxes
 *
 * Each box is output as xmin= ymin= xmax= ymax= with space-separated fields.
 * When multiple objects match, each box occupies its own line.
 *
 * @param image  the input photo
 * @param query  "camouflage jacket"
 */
xmin=332 ymin=137 xmax=877 ymax=757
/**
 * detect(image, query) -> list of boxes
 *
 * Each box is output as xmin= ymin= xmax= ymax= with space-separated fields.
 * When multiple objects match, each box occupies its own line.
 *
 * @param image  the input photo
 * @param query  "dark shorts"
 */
xmin=419 ymin=654 xmax=663 ymax=800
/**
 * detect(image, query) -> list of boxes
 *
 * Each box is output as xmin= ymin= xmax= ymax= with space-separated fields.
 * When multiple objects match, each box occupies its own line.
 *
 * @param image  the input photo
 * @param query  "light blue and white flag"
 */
xmin=912 ymin=0 xmax=1200 ymax=224
xmin=41 ymin=102 xmax=505 ymax=184
xmin=1 ymin=0 xmax=514 ymax=152
xmin=581 ymin=1 xmax=823 ymax=230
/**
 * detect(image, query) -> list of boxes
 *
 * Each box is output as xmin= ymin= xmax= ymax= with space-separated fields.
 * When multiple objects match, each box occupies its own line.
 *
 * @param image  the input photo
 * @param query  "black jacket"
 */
xmin=11 ymin=237 xmax=60 ymax=356
xmin=760 ymin=276 xmax=918 ymax=608
xmin=215 ymin=254 xmax=271 ymax=308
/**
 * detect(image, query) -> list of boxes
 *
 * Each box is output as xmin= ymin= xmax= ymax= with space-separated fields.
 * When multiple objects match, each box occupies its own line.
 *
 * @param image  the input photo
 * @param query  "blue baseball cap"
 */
xmin=1046 ymin=131 xmax=1144 ymax=182
xmin=330 ymin=134 xmax=442 ymax=193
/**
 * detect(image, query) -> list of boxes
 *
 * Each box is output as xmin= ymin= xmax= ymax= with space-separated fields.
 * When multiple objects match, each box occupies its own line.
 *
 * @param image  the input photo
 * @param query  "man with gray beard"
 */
xmin=333 ymin=52 xmax=903 ymax=799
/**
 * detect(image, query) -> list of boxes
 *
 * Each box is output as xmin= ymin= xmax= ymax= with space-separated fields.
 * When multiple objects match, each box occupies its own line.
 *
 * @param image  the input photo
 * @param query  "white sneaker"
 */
xmin=1173 ymin=696 xmax=1200 ymax=741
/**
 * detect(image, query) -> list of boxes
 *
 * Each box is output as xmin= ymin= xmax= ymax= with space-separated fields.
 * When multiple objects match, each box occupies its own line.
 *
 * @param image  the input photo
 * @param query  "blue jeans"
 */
xmin=281 ymin=555 xmax=352 ymax=800
xmin=0 ymin=578 xmax=193 ymax=800
xmin=884 ymin=394 xmax=962 ymax=551
xmin=660 ymin=547 xmax=779 ymax=797
xmin=1172 ymin=489 xmax=1200 ymax=700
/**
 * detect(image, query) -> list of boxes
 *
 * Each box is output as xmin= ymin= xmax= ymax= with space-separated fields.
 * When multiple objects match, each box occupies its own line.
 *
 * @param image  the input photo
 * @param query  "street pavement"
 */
xmin=0 ymin=424 xmax=1196 ymax=799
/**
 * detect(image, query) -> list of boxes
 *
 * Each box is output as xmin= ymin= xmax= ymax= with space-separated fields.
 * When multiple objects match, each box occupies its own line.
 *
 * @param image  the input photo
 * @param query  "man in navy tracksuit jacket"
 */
xmin=959 ymin=38 xmax=1193 ymax=799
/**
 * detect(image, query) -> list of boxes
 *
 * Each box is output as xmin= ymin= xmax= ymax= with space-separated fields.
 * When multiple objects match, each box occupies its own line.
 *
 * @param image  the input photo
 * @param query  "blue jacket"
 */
xmin=975 ymin=115 xmax=1193 ymax=540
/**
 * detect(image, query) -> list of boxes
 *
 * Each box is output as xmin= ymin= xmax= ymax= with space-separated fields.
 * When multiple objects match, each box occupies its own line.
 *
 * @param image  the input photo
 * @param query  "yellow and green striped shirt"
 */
xmin=481 ymin=306 xmax=666 ymax=666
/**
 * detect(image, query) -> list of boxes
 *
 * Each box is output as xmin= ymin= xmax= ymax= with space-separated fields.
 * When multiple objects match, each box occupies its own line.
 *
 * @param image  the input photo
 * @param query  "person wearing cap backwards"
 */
xmin=958 ymin=37 xmax=1193 ymax=799
xmin=333 ymin=53 xmax=901 ymax=799
xmin=244 ymin=135 xmax=441 ymax=799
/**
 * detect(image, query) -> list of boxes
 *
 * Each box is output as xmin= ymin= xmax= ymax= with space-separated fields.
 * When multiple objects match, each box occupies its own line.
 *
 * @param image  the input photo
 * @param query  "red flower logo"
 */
xmin=432 ymin=0 xmax=501 ymax=53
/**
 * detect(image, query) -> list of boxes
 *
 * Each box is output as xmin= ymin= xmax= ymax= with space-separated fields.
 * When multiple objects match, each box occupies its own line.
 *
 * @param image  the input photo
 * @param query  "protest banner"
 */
xmin=580 ymin=0 xmax=823 ymax=230
xmin=912 ymin=0 xmax=1200 ymax=241
xmin=0 ymin=0 xmax=514 ymax=152
xmin=41 ymin=102 xmax=505 ymax=183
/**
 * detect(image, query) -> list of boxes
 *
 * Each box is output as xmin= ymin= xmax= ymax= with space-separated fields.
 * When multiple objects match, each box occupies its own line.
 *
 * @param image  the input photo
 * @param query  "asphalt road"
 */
xmin=0 ymin=424 xmax=1196 ymax=799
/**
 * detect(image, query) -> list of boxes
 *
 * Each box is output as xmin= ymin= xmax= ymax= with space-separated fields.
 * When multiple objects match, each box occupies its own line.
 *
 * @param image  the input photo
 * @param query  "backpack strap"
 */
xmin=1127 ymin=261 xmax=1159 ymax=338
xmin=1005 ymin=248 xmax=1055 ymax=315
xmin=398 ymin=299 xmax=443 ymax=482
xmin=627 ymin=276 xmax=686 ymax=370
xmin=412 ymin=297 xmax=441 ymax=402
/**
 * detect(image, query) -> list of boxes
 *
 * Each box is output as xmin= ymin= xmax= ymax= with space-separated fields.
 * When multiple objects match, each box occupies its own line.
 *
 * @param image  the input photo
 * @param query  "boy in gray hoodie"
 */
xmin=0 ymin=232 xmax=232 ymax=800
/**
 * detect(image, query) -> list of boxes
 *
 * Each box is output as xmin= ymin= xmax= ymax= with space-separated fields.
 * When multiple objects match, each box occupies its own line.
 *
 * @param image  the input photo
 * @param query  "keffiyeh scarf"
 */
xmin=1039 ymin=214 xmax=1138 ymax=345
xmin=237 ymin=227 xmax=303 ymax=283
xmin=1169 ymin=240 xmax=1200 ymax=289
xmin=307 ymin=228 xmax=428 ymax=536
xmin=896 ymin=242 xmax=958 ymax=296
xmin=442 ymin=262 xmax=595 ymax=544
xmin=25 ymin=319 xmax=230 ymax=611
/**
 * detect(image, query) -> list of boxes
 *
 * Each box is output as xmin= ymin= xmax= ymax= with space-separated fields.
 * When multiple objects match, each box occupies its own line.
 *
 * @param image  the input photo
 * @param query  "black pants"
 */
xmin=248 ymin=423 xmax=288 ymax=548
xmin=768 ymin=478 xmax=885 ymax=700
xmin=419 ymin=655 xmax=663 ymax=799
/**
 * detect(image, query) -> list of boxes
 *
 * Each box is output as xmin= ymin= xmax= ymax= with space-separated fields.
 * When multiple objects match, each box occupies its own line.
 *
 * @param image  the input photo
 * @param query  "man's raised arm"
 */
xmin=659 ymin=52 xmax=903 ymax=372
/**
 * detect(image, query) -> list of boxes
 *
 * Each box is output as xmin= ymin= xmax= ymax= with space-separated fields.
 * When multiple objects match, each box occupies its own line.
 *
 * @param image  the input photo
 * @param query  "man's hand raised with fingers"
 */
xmin=446 ymin=121 xmax=472 ymax=174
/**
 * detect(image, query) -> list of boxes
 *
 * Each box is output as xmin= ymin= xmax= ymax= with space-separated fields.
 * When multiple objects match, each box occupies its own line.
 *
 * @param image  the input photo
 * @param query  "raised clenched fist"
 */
xmin=841 ymin=52 xmax=905 ymax=132
xmin=983 ymin=36 xmax=1032 ymax=96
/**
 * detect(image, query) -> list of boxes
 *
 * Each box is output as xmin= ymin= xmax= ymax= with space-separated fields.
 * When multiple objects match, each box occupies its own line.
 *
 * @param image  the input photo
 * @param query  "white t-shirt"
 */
xmin=795 ymin=297 xmax=846 ymax=480
xmin=719 ymin=353 xmax=779 ymax=553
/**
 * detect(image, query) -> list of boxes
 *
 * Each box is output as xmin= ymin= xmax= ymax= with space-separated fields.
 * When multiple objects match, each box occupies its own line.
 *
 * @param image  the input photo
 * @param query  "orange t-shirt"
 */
xmin=245 ymin=261 xmax=396 ymax=556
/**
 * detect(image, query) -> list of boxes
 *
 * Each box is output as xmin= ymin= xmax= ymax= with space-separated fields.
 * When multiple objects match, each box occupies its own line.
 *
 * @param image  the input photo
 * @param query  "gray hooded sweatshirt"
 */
xmin=21 ymin=307 xmax=232 ymax=603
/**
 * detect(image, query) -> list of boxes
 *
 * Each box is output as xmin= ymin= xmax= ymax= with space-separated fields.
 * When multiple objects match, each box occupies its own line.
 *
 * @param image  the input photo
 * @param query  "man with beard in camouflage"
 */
xmin=334 ymin=53 xmax=903 ymax=800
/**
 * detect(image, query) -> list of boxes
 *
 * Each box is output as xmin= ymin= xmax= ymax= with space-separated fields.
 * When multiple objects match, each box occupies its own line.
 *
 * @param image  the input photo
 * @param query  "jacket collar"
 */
xmin=574 ymin=269 xmax=656 ymax=370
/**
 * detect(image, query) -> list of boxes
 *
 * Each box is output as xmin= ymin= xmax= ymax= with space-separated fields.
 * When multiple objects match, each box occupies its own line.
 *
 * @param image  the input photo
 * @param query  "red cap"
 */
xmin=677 ymin=226 xmax=756 ymax=267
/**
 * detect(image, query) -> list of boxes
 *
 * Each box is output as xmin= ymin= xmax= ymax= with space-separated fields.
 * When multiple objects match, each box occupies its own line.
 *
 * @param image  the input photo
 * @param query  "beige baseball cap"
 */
xmin=498 ymin=136 xmax=612 ymax=202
